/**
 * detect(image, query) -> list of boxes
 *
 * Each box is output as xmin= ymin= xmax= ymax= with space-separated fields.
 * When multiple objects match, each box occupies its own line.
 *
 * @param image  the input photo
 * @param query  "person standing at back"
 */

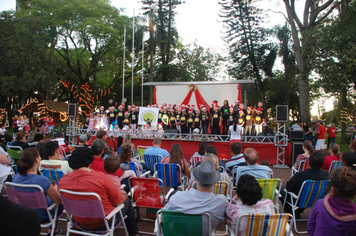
xmin=315 ymin=120 xmax=326 ymax=150
xmin=326 ymin=122 xmax=337 ymax=149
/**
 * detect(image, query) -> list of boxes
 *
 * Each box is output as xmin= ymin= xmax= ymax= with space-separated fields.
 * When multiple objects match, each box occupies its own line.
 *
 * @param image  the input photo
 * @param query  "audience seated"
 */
xmin=205 ymin=145 xmax=225 ymax=170
xmin=40 ymin=141 xmax=72 ymax=173
xmin=225 ymin=142 xmax=246 ymax=174
xmin=322 ymin=143 xmax=342 ymax=171
xmin=192 ymin=141 xmax=209 ymax=159
xmin=161 ymin=143 xmax=191 ymax=179
xmin=308 ymin=167 xmax=356 ymax=235
xmin=103 ymin=156 xmax=123 ymax=194
xmin=89 ymin=139 xmax=123 ymax=177
xmin=163 ymin=160 xmax=228 ymax=234
xmin=13 ymin=148 xmax=62 ymax=235
xmin=96 ymin=130 xmax=112 ymax=151
xmin=58 ymin=147 xmax=140 ymax=236
xmin=342 ymin=152 xmax=356 ymax=171
xmin=78 ymin=134 xmax=90 ymax=146
xmin=226 ymin=174 xmax=274 ymax=232
xmin=11 ymin=132 xmax=29 ymax=150
xmin=0 ymin=151 xmax=11 ymax=183
xmin=281 ymin=152 xmax=329 ymax=216
xmin=234 ymin=148 xmax=272 ymax=185
xmin=293 ymin=140 xmax=313 ymax=169
xmin=119 ymin=144 xmax=143 ymax=176
xmin=143 ymin=138 xmax=170 ymax=157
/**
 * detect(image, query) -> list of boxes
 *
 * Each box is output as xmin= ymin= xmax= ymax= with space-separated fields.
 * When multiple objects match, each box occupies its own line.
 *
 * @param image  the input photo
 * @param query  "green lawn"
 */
xmin=335 ymin=133 xmax=352 ymax=153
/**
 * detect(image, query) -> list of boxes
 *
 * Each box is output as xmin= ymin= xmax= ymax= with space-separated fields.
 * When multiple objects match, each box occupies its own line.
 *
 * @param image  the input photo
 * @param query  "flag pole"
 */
xmin=122 ymin=25 xmax=126 ymax=100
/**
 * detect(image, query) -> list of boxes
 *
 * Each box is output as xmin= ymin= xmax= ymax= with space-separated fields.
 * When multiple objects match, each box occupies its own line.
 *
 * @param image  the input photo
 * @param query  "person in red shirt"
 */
xmin=59 ymin=146 xmax=139 ymax=235
xmin=322 ymin=143 xmax=342 ymax=171
xmin=315 ymin=120 xmax=326 ymax=150
xmin=326 ymin=122 xmax=337 ymax=149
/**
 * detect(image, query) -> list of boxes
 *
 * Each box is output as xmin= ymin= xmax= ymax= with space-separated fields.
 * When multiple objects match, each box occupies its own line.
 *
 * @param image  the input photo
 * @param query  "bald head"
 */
xmin=244 ymin=148 xmax=259 ymax=165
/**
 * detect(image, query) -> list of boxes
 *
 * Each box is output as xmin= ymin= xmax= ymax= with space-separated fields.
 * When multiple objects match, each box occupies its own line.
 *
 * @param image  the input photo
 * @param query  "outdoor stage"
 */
xmin=96 ymin=136 xmax=292 ymax=166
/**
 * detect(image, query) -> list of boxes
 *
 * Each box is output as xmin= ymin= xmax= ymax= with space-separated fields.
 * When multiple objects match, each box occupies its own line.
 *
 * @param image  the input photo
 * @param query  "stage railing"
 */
xmin=73 ymin=128 xmax=275 ymax=144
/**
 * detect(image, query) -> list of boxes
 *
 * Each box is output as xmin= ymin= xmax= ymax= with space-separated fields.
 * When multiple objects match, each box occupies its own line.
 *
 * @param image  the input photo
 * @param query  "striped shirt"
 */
xmin=225 ymin=154 xmax=247 ymax=174
xmin=235 ymin=165 xmax=272 ymax=185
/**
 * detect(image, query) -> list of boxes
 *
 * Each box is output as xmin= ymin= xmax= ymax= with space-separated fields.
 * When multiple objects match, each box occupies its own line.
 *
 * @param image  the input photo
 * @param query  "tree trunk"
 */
xmin=341 ymin=86 xmax=347 ymax=143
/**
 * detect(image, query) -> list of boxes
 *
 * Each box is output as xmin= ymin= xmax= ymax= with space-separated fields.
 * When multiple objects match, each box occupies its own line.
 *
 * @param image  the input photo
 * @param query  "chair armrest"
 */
xmin=285 ymin=190 xmax=298 ymax=199
xmin=165 ymin=188 xmax=175 ymax=202
xmin=48 ymin=203 xmax=58 ymax=211
xmin=106 ymin=203 xmax=125 ymax=221
xmin=121 ymin=184 xmax=126 ymax=190
xmin=140 ymin=171 xmax=151 ymax=177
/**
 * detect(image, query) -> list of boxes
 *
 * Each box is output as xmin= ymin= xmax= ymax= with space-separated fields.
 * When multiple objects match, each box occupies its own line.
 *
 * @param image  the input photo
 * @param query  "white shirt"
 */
xmin=229 ymin=125 xmax=242 ymax=140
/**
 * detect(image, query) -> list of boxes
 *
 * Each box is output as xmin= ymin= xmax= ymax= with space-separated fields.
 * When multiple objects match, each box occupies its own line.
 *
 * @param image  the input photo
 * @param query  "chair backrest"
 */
xmin=158 ymin=209 xmax=211 ymax=236
xmin=236 ymin=213 xmax=292 ymax=236
xmin=256 ymin=178 xmax=282 ymax=202
xmin=40 ymin=169 xmax=66 ymax=185
xmin=7 ymin=146 xmax=23 ymax=160
xmin=155 ymin=163 xmax=182 ymax=188
xmin=130 ymin=177 xmax=165 ymax=209
xmin=213 ymin=180 xmax=230 ymax=198
xmin=297 ymin=180 xmax=330 ymax=208
xmin=58 ymin=189 xmax=106 ymax=219
xmin=143 ymin=154 xmax=163 ymax=172
xmin=299 ymin=160 xmax=309 ymax=172
xmin=328 ymin=160 xmax=342 ymax=173
xmin=137 ymin=146 xmax=151 ymax=157
xmin=4 ymin=182 xmax=48 ymax=209
xmin=190 ymin=156 xmax=203 ymax=167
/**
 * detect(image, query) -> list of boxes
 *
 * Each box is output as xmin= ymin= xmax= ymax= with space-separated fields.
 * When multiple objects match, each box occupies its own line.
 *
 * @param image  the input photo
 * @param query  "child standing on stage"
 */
xmin=245 ymin=107 xmax=253 ymax=136
xmin=193 ymin=109 xmax=202 ymax=132
xmin=201 ymin=107 xmax=209 ymax=134
xmin=180 ymin=109 xmax=187 ymax=134
xmin=220 ymin=100 xmax=230 ymax=135
xmin=211 ymin=105 xmax=221 ymax=135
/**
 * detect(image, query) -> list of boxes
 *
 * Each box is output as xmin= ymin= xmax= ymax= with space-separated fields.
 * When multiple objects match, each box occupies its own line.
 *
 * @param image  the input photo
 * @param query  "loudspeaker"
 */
xmin=291 ymin=141 xmax=304 ymax=166
xmin=289 ymin=130 xmax=305 ymax=141
xmin=68 ymin=103 xmax=77 ymax=118
xmin=165 ymin=129 xmax=178 ymax=134
xmin=276 ymin=105 xmax=288 ymax=123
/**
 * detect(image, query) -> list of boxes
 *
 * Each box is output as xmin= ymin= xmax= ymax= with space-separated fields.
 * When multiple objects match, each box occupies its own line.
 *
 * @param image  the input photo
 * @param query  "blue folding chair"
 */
xmin=155 ymin=163 xmax=186 ymax=190
xmin=143 ymin=154 xmax=163 ymax=174
xmin=328 ymin=160 xmax=342 ymax=173
xmin=283 ymin=179 xmax=330 ymax=233
xmin=40 ymin=169 xmax=66 ymax=185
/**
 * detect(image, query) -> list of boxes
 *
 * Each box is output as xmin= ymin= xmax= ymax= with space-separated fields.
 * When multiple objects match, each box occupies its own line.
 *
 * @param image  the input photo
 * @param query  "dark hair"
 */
xmin=330 ymin=167 xmax=356 ymax=199
xmin=119 ymin=144 xmax=132 ymax=163
xmin=170 ymin=143 xmax=184 ymax=164
xmin=198 ymin=141 xmax=209 ymax=156
xmin=117 ymin=136 xmax=123 ymax=147
xmin=309 ymin=152 xmax=325 ymax=170
xmin=329 ymin=143 xmax=341 ymax=159
xmin=35 ymin=142 xmax=47 ymax=160
xmin=33 ymin=133 xmax=44 ymax=142
xmin=223 ymin=100 xmax=229 ymax=107
xmin=96 ymin=130 xmax=107 ymax=139
xmin=303 ymin=140 xmax=314 ymax=154
xmin=16 ymin=131 xmax=25 ymax=141
xmin=17 ymin=148 xmax=39 ymax=175
xmin=205 ymin=145 xmax=218 ymax=156
xmin=45 ymin=141 xmax=59 ymax=157
xmin=230 ymin=142 xmax=242 ymax=155
xmin=104 ymin=156 xmax=120 ymax=173
xmin=236 ymin=174 xmax=262 ymax=205
xmin=342 ymin=152 xmax=356 ymax=171
xmin=233 ymin=117 xmax=238 ymax=132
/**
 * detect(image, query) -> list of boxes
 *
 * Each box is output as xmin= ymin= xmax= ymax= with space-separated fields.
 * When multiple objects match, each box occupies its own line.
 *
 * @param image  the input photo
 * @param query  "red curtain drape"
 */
xmin=195 ymin=88 xmax=211 ymax=111
xmin=154 ymin=86 xmax=157 ymax=104
xmin=238 ymin=84 xmax=242 ymax=103
xmin=181 ymin=89 xmax=193 ymax=105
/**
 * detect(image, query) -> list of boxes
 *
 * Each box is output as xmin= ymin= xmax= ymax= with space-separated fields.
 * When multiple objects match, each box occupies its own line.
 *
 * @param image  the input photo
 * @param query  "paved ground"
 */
xmin=52 ymin=166 xmax=309 ymax=235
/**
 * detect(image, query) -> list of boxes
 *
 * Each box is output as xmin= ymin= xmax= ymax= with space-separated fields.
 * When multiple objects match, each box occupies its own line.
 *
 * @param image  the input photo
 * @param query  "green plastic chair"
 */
xmin=157 ymin=209 xmax=211 ymax=236
xmin=7 ymin=146 xmax=23 ymax=162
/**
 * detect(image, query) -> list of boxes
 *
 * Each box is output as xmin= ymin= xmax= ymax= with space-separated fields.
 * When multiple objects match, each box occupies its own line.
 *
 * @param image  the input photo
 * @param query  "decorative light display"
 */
xmin=61 ymin=79 xmax=112 ymax=116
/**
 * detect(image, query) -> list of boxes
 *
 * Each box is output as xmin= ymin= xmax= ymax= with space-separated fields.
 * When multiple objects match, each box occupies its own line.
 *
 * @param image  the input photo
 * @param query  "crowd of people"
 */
xmin=82 ymin=100 xmax=268 ymax=138
xmin=1 ymin=126 xmax=356 ymax=235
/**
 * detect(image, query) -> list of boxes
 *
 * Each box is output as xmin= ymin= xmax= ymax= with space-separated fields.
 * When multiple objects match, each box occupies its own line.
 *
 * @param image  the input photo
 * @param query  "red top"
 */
xmin=48 ymin=117 xmax=54 ymax=126
xmin=322 ymin=154 xmax=342 ymax=171
xmin=58 ymin=169 xmax=123 ymax=225
xmin=326 ymin=127 xmax=337 ymax=138
xmin=317 ymin=125 xmax=326 ymax=139
xmin=13 ymin=118 xmax=18 ymax=128
xmin=91 ymin=156 xmax=123 ymax=177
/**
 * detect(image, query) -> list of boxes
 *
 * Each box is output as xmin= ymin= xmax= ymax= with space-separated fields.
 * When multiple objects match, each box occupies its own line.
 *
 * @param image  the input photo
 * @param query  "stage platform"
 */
xmin=91 ymin=136 xmax=292 ymax=166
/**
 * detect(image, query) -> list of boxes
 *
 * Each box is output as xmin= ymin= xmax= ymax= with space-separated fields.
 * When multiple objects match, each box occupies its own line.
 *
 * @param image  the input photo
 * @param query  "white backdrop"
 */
xmin=155 ymin=84 xmax=239 ymax=106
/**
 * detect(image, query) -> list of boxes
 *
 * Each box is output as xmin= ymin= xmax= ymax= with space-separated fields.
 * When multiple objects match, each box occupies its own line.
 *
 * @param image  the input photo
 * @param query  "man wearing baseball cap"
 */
xmin=163 ymin=160 xmax=227 ymax=234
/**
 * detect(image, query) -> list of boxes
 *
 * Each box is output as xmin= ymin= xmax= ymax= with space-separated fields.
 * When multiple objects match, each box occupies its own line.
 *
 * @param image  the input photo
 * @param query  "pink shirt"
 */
xmin=226 ymin=197 xmax=274 ymax=233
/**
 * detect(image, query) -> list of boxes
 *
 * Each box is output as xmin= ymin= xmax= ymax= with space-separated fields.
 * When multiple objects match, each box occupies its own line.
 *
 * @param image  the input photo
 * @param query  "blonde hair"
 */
xmin=203 ymin=153 xmax=219 ymax=171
